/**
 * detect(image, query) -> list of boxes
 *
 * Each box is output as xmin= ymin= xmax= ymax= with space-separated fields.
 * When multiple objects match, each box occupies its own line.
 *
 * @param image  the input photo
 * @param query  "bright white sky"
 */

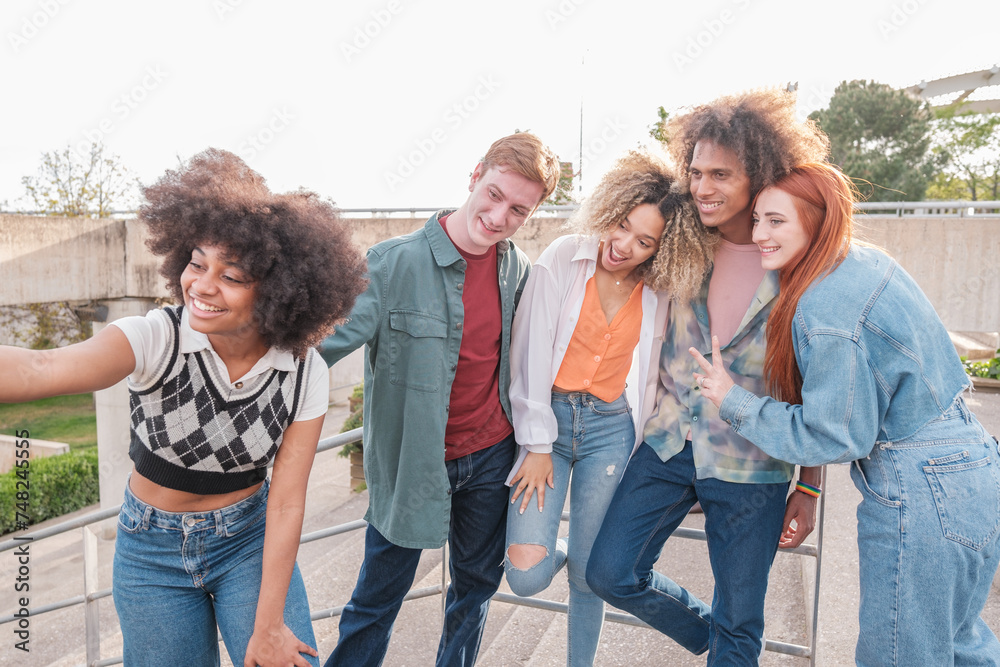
xmin=2 ymin=0 xmax=998 ymax=210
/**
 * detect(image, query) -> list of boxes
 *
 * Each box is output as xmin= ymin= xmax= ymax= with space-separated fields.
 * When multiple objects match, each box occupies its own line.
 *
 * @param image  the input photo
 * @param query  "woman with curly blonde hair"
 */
xmin=0 ymin=149 xmax=367 ymax=667
xmin=503 ymin=150 xmax=714 ymax=666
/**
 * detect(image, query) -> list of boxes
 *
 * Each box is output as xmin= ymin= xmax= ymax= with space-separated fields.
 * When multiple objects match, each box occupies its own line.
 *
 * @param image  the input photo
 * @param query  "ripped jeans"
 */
xmin=505 ymin=391 xmax=633 ymax=666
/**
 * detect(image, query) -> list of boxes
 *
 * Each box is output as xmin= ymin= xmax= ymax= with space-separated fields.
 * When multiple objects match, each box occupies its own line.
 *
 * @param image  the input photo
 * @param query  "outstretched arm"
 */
xmin=0 ymin=325 xmax=136 ymax=402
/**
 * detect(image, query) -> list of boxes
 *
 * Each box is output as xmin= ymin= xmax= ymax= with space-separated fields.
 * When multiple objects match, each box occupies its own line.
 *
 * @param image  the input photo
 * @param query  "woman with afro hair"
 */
xmin=503 ymin=150 xmax=715 ymax=666
xmin=0 ymin=149 xmax=367 ymax=666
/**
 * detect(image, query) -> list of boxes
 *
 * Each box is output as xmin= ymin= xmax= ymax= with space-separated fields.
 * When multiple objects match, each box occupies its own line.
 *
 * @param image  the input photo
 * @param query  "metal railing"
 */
xmin=5 ymin=201 xmax=1000 ymax=219
xmin=0 ymin=429 xmax=827 ymax=666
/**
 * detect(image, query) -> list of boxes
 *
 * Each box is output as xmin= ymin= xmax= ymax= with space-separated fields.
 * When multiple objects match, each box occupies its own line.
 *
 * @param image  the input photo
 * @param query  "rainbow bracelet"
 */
xmin=795 ymin=481 xmax=821 ymax=498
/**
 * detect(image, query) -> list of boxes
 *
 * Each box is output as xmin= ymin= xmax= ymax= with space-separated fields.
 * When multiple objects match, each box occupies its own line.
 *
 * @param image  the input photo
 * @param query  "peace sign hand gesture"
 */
xmin=689 ymin=335 xmax=736 ymax=409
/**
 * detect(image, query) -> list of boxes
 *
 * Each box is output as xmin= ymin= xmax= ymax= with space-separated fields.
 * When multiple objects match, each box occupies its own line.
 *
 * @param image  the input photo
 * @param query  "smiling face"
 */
xmin=600 ymin=203 xmax=666 ymax=276
xmin=752 ymin=187 xmax=813 ymax=271
xmin=689 ymin=139 xmax=753 ymax=243
xmin=180 ymin=244 xmax=262 ymax=344
xmin=448 ymin=163 xmax=545 ymax=255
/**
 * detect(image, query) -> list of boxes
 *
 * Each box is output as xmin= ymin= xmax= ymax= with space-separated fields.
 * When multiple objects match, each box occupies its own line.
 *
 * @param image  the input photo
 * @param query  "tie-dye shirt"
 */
xmin=642 ymin=269 xmax=795 ymax=484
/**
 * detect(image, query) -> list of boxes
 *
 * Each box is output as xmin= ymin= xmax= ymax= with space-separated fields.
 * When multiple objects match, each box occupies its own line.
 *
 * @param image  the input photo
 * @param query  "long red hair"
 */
xmin=761 ymin=163 xmax=857 ymax=403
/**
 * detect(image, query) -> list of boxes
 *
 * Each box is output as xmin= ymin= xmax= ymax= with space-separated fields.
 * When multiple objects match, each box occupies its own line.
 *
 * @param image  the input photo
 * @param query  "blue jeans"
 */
xmin=505 ymin=391 xmax=633 ymax=666
xmin=327 ymin=433 xmax=514 ymax=667
xmin=587 ymin=441 xmax=788 ymax=665
xmin=852 ymin=401 xmax=1000 ymax=666
xmin=112 ymin=479 xmax=318 ymax=667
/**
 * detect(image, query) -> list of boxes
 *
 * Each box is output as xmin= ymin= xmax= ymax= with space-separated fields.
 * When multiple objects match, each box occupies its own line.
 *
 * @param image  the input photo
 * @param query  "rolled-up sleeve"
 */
xmin=509 ymin=261 xmax=562 ymax=453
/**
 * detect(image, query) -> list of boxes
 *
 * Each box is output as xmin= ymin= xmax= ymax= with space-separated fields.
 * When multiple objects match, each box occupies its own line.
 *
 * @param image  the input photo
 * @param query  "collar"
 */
xmin=573 ymin=235 xmax=602 ymax=264
xmin=179 ymin=307 xmax=297 ymax=373
xmin=424 ymin=209 xmax=510 ymax=267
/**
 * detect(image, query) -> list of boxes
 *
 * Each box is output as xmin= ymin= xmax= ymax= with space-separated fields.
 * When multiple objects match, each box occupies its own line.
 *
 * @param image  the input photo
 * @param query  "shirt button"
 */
xmin=583 ymin=379 xmax=591 ymax=387
xmin=593 ymin=355 xmax=601 ymax=363
xmin=457 ymin=283 xmax=464 ymax=291
xmin=692 ymin=416 xmax=698 ymax=422
xmin=234 ymin=382 xmax=244 ymax=389
xmin=456 ymin=322 xmax=463 ymax=331
xmin=604 ymin=333 xmax=611 ymax=341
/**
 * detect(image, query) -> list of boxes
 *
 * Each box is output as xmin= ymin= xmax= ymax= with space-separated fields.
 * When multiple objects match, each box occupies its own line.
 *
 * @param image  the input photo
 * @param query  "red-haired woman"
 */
xmin=692 ymin=162 xmax=1000 ymax=666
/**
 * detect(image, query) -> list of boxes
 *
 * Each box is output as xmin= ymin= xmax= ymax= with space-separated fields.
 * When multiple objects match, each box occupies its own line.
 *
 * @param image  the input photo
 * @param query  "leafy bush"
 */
xmin=0 ymin=451 xmax=99 ymax=535
xmin=339 ymin=383 xmax=364 ymax=458
xmin=963 ymin=350 xmax=1000 ymax=380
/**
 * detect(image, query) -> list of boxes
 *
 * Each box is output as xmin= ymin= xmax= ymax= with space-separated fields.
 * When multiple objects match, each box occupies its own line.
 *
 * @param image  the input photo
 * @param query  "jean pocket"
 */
xmin=923 ymin=453 xmax=1000 ymax=551
xmin=117 ymin=506 xmax=146 ymax=534
xmin=588 ymin=398 xmax=629 ymax=417
xmin=851 ymin=460 xmax=901 ymax=508
xmin=222 ymin=503 xmax=267 ymax=537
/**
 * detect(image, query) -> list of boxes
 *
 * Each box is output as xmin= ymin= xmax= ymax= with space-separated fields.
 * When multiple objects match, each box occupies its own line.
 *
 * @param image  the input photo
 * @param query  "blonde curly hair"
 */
xmin=571 ymin=150 xmax=716 ymax=300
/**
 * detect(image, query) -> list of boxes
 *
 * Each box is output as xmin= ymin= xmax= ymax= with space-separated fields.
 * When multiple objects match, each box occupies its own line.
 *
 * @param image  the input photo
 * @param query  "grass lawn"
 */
xmin=0 ymin=393 xmax=98 ymax=453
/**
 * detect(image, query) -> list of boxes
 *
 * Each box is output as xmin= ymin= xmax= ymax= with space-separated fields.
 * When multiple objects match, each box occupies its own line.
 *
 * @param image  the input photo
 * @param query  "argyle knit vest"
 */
xmin=127 ymin=306 xmax=309 ymax=494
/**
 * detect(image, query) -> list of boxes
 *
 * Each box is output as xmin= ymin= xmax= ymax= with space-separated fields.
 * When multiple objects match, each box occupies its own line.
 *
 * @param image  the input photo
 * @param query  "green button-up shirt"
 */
xmin=319 ymin=212 xmax=531 ymax=548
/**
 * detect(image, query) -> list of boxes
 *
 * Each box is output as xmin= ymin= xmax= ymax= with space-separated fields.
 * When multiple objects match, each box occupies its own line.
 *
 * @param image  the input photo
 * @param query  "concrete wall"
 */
xmin=2 ymin=213 xmax=997 ymax=331
xmin=0 ymin=215 xmax=165 ymax=305
xmin=852 ymin=215 xmax=1000 ymax=333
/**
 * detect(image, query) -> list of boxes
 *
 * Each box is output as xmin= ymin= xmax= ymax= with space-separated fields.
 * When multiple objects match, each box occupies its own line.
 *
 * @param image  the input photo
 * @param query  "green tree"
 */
xmin=929 ymin=108 xmax=1000 ymax=201
xmin=810 ymin=80 xmax=939 ymax=201
xmin=545 ymin=161 xmax=576 ymax=205
xmin=649 ymin=106 xmax=669 ymax=144
xmin=20 ymin=142 xmax=140 ymax=217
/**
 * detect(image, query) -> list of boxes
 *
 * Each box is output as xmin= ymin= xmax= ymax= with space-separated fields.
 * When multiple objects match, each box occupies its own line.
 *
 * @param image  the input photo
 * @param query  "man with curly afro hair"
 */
xmin=587 ymin=89 xmax=829 ymax=664
xmin=320 ymin=132 xmax=560 ymax=666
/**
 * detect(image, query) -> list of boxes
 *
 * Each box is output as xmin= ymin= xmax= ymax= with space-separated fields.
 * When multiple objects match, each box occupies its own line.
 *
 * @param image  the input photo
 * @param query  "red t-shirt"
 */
xmin=440 ymin=216 xmax=513 ymax=460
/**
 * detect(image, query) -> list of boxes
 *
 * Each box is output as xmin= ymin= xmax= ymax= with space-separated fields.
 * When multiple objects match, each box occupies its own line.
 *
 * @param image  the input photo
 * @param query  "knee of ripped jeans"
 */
xmin=506 ymin=543 xmax=548 ymax=570
xmin=505 ymin=543 xmax=555 ymax=597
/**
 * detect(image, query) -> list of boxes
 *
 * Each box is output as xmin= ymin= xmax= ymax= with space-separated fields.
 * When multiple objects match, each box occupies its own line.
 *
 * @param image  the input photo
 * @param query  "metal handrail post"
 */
xmin=441 ymin=543 xmax=449 ymax=618
xmin=809 ymin=465 xmax=828 ymax=667
xmin=83 ymin=524 xmax=101 ymax=667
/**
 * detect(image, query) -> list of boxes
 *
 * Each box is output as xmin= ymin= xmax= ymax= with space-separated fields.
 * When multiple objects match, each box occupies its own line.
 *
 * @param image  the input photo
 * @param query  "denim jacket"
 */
xmin=720 ymin=245 xmax=972 ymax=465
xmin=319 ymin=212 xmax=531 ymax=548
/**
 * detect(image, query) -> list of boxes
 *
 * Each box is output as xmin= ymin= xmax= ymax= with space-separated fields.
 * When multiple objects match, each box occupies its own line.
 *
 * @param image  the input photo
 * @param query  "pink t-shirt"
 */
xmin=707 ymin=239 xmax=767 ymax=346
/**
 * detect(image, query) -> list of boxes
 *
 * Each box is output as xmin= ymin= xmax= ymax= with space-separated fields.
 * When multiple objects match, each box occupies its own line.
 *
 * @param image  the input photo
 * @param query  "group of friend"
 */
xmin=3 ymin=87 xmax=999 ymax=667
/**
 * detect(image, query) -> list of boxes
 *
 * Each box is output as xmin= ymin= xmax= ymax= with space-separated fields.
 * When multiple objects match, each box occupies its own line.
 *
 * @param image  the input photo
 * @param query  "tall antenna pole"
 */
xmin=578 ymin=51 xmax=585 ymax=197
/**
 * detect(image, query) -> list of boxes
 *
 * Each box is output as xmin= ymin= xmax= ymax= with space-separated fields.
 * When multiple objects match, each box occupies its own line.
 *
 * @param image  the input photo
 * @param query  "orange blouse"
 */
xmin=553 ymin=275 xmax=643 ymax=402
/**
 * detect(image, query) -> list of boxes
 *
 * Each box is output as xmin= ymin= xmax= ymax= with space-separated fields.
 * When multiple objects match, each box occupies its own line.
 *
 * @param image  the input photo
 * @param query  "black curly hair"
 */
xmin=664 ymin=88 xmax=830 ymax=197
xmin=140 ymin=148 xmax=368 ymax=357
